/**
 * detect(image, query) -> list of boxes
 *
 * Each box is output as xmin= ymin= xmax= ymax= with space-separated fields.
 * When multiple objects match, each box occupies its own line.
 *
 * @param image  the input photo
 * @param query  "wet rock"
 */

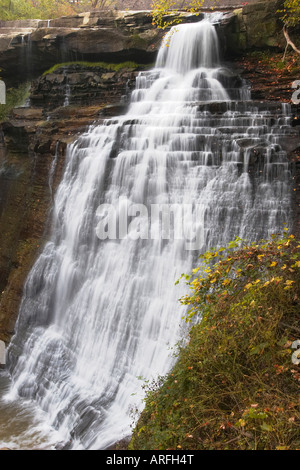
xmin=235 ymin=138 xmax=269 ymax=149
xmin=10 ymin=108 xmax=44 ymax=121
xmin=29 ymin=63 xmax=140 ymax=110
xmin=0 ymin=61 xmax=135 ymax=343
xmin=220 ymin=0 xmax=287 ymax=57
xmin=0 ymin=11 xmax=162 ymax=86
xmin=0 ymin=5 xmax=278 ymax=87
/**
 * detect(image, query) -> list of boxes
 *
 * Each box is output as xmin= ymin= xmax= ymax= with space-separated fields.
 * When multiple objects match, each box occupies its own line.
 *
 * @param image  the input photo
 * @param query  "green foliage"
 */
xmin=150 ymin=0 xmax=219 ymax=30
xmin=42 ymin=61 xmax=142 ymax=76
xmin=0 ymin=0 xmax=116 ymax=21
xmin=130 ymin=232 xmax=300 ymax=450
xmin=0 ymin=0 xmax=72 ymax=20
xmin=180 ymin=230 xmax=299 ymax=323
xmin=278 ymin=0 xmax=300 ymax=26
xmin=0 ymin=82 xmax=30 ymax=122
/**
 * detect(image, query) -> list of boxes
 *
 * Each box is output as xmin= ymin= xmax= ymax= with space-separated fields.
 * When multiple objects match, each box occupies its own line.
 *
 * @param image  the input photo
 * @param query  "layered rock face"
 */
xmin=0 ymin=60 xmax=144 ymax=344
xmin=0 ymin=2 xmax=299 ymax=344
xmin=222 ymin=0 xmax=290 ymax=55
xmin=29 ymin=63 xmax=139 ymax=109
xmin=0 ymin=12 xmax=160 ymax=344
xmin=0 ymin=11 xmax=163 ymax=86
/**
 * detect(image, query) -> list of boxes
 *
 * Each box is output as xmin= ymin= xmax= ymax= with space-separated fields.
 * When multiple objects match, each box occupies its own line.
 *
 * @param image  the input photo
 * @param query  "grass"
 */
xmin=129 ymin=231 xmax=300 ymax=450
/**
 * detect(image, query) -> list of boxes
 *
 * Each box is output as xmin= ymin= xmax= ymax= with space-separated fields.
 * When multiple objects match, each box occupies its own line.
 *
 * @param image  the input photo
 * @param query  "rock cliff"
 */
xmin=0 ymin=2 xmax=299 ymax=345
xmin=0 ymin=60 xmax=143 ymax=343
xmin=0 ymin=2 xmax=293 ymax=87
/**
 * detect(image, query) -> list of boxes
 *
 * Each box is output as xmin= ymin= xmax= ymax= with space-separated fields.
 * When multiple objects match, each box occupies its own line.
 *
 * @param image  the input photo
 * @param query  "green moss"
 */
xmin=130 ymin=233 xmax=300 ymax=450
xmin=42 ymin=61 xmax=146 ymax=76
xmin=0 ymin=82 xmax=30 ymax=123
xmin=129 ymin=34 xmax=148 ymax=49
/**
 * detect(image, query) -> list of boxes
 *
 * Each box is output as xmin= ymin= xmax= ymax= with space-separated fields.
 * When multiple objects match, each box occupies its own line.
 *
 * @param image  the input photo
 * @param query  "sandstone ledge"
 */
xmin=0 ymin=2 xmax=292 ymax=87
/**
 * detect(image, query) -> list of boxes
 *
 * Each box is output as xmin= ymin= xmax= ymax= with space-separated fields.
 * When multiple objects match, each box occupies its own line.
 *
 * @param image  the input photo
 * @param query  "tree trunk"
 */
xmin=283 ymin=24 xmax=300 ymax=59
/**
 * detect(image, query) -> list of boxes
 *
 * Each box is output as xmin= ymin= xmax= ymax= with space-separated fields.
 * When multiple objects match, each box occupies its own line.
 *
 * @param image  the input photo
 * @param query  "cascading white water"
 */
xmin=3 ymin=15 xmax=293 ymax=449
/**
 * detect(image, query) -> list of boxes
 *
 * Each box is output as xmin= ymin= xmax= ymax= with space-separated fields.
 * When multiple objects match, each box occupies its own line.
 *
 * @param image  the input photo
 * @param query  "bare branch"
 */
xmin=283 ymin=24 xmax=300 ymax=56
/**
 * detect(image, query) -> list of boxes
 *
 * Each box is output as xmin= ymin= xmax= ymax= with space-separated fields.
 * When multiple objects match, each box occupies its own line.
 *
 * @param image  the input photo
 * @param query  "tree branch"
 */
xmin=283 ymin=24 xmax=300 ymax=56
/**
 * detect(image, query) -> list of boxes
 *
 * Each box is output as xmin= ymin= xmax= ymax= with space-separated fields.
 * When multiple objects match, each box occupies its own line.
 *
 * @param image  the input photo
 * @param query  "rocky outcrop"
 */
xmin=0 ymin=60 xmax=140 ymax=344
xmin=221 ymin=0 xmax=300 ymax=56
xmin=29 ymin=62 xmax=140 ymax=110
xmin=0 ymin=11 xmax=164 ymax=86
xmin=0 ymin=114 xmax=66 ymax=343
xmin=0 ymin=2 xmax=291 ymax=87
xmin=0 ymin=1 xmax=299 ymax=344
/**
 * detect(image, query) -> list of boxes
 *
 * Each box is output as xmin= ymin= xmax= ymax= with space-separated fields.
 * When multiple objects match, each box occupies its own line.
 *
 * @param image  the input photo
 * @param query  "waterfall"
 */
xmin=48 ymin=142 xmax=59 ymax=198
xmin=63 ymin=82 xmax=71 ymax=107
xmin=4 ymin=15 xmax=293 ymax=450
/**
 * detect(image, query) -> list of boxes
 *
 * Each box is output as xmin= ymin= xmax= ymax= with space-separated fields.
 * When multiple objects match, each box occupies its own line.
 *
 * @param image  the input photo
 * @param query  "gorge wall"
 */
xmin=0 ymin=0 xmax=291 ymax=86
xmin=0 ymin=0 xmax=299 ymax=345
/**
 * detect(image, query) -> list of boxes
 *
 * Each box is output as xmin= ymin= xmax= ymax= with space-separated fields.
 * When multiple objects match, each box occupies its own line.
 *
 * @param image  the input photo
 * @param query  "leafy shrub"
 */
xmin=130 ymin=231 xmax=300 ymax=450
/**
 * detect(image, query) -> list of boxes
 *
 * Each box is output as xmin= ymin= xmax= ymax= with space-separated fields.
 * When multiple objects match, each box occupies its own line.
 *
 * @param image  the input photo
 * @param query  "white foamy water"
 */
xmin=2 ymin=15 xmax=293 ymax=449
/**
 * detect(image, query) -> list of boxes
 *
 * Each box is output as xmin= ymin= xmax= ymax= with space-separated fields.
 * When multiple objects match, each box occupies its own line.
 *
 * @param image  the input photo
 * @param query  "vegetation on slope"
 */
xmin=0 ymin=0 xmax=116 ymax=21
xmin=130 ymin=231 xmax=300 ymax=450
xmin=42 ymin=61 xmax=143 ymax=76
xmin=278 ymin=0 xmax=300 ymax=58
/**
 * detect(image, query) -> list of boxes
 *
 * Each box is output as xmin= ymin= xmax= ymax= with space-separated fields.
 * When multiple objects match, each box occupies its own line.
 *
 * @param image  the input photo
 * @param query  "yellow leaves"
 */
xmin=237 ymin=418 xmax=246 ymax=427
xmin=269 ymin=276 xmax=283 ymax=285
xmin=244 ymin=279 xmax=261 ymax=291
xmin=179 ymin=233 xmax=299 ymax=322
xmin=284 ymin=279 xmax=295 ymax=290
xmin=191 ymin=279 xmax=200 ymax=288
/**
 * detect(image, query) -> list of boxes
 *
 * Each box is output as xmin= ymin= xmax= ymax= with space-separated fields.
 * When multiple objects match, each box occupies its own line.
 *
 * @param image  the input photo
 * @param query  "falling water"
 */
xmin=48 ymin=142 xmax=59 ymax=198
xmin=3 ymin=15 xmax=293 ymax=449
xmin=63 ymin=83 xmax=71 ymax=107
